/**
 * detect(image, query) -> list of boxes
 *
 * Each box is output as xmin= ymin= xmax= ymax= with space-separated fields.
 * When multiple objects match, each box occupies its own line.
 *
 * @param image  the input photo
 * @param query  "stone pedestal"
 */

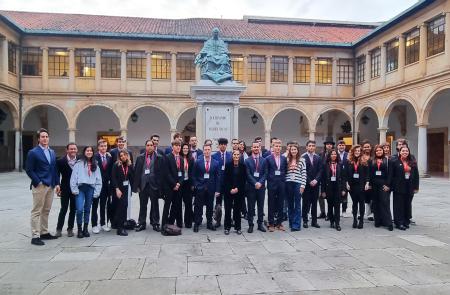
xmin=191 ymin=80 xmax=246 ymax=151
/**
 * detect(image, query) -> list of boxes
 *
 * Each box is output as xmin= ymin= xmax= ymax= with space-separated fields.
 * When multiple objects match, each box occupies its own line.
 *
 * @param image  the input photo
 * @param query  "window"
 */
xmin=248 ymin=55 xmax=265 ymax=82
xmin=371 ymin=48 xmax=381 ymax=78
xmin=75 ymin=49 xmax=95 ymax=77
xmin=230 ymin=55 xmax=243 ymax=81
xmin=101 ymin=50 xmax=121 ymax=78
xmin=22 ymin=47 xmax=42 ymax=76
xmin=427 ymin=16 xmax=445 ymax=56
xmin=48 ymin=48 xmax=69 ymax=77
xmin=271 ymin=56 xmax=288 ymax=82
xmin=315 ymin=57 xmax=332 ymax=84
xmin=357 ymin=55 xmax=365 ymax=83
xmin=8 ymin=42 xmax=17 ymax=74
xmin=126 ymin=51 xmax=146 ymax=79
xmin=386 ymin=40 xmax=399 ymax=72
xmin=337 ymin=58 xmax=353 ymax=84
xmin=293 ymin=57 xmax=310 ymax=83
xmin=151 ymin=52 xmax=171 ymax=80
xmin=176 ymin=53 xmax=195 ymax=80
xmin=405 ymin=29 xmax=420 ymax=65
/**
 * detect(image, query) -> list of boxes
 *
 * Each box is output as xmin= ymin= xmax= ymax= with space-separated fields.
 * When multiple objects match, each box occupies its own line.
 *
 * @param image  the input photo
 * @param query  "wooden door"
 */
xmin=427 ymin=132 xmax=445 ymax=172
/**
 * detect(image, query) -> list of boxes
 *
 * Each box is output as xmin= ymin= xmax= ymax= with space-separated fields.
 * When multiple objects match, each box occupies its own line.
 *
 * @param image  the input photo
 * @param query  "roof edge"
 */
xmin=244 ymin=15 xmax=382 ymax=28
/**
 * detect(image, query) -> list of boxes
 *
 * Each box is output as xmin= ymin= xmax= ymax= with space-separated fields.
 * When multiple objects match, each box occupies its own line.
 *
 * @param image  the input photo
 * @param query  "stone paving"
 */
xmin=1 ymin=172 xmax=450 ymax=294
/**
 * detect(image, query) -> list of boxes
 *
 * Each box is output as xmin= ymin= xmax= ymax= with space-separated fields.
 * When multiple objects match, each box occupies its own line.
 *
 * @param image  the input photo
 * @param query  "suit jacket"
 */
xmin=192 ymin=157 xmax=220 ymax=193
xmin=369 ymin=158 xmax=393 ymax=187
xmin=224 ymin=161 xmax=247 ymax=195
xmin=95 ymin=152 xmax=113 ymax=184
xmin=244 ymin=155 xmax=268 ymax=189
xmin=391 ymin=159 xmax=419 ymax=194
xmin=56 ymin=155 xmax=78 ymax=196
xmin=164 ymin=153 xmax=185 ymax=192
xmin=212 ymin=150 xmax=232 ymax=193
xmin=265 ymin=154 xmax=287 ymax=189
xmin=111 ymin=148 xmax=134 ymax=165
xmin=182 ymin=156 xmax=195 ymax=187
xmin=111 ymin=162 xmax=134 ymax=197
xmin=190 ymin=148 xmax=203 ymax=161
xmin=338 ymin=151 xmax=349 ymax=169
xmin=132 ymin=152 xmax=165 ymax=193
xmin=346 ymin=161 xmax=370 ymax=193
xmin=26 ymin=146 xmax=59 ymax=188
xmin=302 ymin=153 xmax=323 ymax=187
xmin=321 ymin=162 xmax=346 ymax=197
xmin=262 ymin=149 xmax=272 ymax=158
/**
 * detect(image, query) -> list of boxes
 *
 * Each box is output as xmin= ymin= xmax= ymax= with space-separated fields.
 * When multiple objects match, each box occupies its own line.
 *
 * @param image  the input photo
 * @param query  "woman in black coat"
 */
xmin=223 ymin=150 xmax=247 ymax=235
xmin=180 ymin=143 xmax=195 ymax=228
xmin=391 ymin=146 xmax=419 ymax=230
xmin=321 ymin=149 xmax=346 ymax=231
xmin=370 ymin=145 xmax=393 ymax=231
xmin=346 ymin=145 xmax=370 ymax=229
xmin=111 ymin=150 xmax=134 ymax=236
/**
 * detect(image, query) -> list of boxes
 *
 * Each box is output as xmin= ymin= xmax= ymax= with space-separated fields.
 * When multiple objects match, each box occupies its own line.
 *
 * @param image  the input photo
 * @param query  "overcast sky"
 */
xmin=0 ymin=0 xmax=418 ymax=22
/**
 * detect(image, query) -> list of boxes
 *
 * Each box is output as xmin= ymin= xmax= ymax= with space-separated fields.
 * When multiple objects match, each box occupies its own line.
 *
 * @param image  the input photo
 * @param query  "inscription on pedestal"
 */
xmin=204 ymin=106 xmax=231 ymax=150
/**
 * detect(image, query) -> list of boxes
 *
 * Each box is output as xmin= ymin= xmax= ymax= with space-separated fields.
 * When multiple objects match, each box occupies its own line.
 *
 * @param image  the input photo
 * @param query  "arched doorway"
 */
xmin=315 ymin=109 xmax=352 ymax=153
xmin=356 ymin=106 xmax=380 ymax=145
xmin=176 ymin=108 xmax=196 ymax=143
xmin=238 ymin=107 xmax=265 ymax=149
xmin=0 ymin=101 xmax=17 ymax=171
xmin=271 ymin=108 xmax=309 ymax=150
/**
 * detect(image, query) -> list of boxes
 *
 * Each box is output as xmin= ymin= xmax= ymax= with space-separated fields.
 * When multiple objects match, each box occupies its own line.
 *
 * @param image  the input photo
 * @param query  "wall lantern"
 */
xmin=130 ymin=112 xmax=139 ymax=123
xmin=361 ymin=114 xmax=370 ymax=125
xmin=251 ymin=113 xmax=258 ymax=125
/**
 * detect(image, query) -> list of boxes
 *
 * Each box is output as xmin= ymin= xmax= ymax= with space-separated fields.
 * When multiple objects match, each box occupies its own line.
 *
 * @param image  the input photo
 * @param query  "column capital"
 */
xmin=243 ymin=54 xmax=249 ymax=58
xmin=332 ymin=57 xmax=338 ymax=62
xmin=264 ymin=129 xmax=272 ymax=133
xmin=377 ymin=127 xmax=389 ymax=132
xmin=145 ymin=50 xmax=152 ymax=55
xmin=265 ymin=55 xmax=272 ymax=59
xmin=420 ymin=22 xmax=427 ymax=28
xmin=94 ymin=48 xmax=102 ymax=53
xmin=68 ymin=47 xmax=75 ymax=52
xmin=415 ymin=123 xmax=429 ymax=128
xmin=67 ymin=127 xmax=78 ymax=132
xmin=120 ymin=128 xmax=128 ymax=132
xmin=0 ymin=35 xmax=6 ymax=41
xmin=40 ymin=46 xmax=49 ymax=51
xmin=310 ymin=56 xmax=317 ymax=61
xmin=288 ymin=56 xmax=295 ymax=60
xmin=398 ymin=33 xmax=406 ymax=40
xmin=120 ymin=49 xmax=127 ymax=53
xmin=307 ymin=129 xmax=316 ymax=134
xmin=170 ymin=51 xmax=177 ymax=55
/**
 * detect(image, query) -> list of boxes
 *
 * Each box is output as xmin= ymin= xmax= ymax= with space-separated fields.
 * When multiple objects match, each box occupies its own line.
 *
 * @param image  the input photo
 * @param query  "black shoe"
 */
xmin=248 ymin=225 xmax=254 ymax=233
xmin=318 ymin=213 xmax=326 ymax=219
xmin=83 ymin=224 xmax=90 ymax=237
xmin=257 ymin=224 xmax=267 ymax=232
xmin=135 ymin=224 xmax=146 ymax=232
xmin=375 ymin=223 xmax=381 ymax=228
xmin=77 ymin=230 xmax=84 ymax=238
xmin=207 ymin=224 xmax=216 ymax=231
xmin=303 ymin=222 xmax=308 ymax=228
xmin=224 ymin=229 xmax=230 ymax=235
xmin=117 ymin=229 xmax=128 ymax=236
xmin=368 ymin=217 xmax=374 ymax=221
xmin=40 ymin=233 xmax=58 ymax=240
xmin=185 ymin=224 xmax=192 ymax=229
xmin=352 ymin=218 xmax=358 ymax=228
xmin=193 ymin=225 xmax=199 ymax=233
xmin=215 ymin=222 xmax=222 ymax=228
xmin=358 ymin=221 xmax=364 ymax=229
xmin=396 ymin=224 xmax=406 ymax=231
xmin=404 ymin=224 xmax=410 ymax=229
xmin=325 ymin=216 xmax=330 ymax=221
xmin=177 ymin=224 xmax=183 ymax=229
xmin=330 ymin=222 xmax=335 ymax=228
xmin=291 ymin=228 xmax=300 ymax=232
xmin=336 ymin=225 xmax=342 ymax=231
xmin=311 ymin=223 xmax=320 ymax=228
xmin=236 ymin=230 xmax=242 ymax=235
xmin=153 ymin=225 xmax=161 ymax=232
xmin=388 ymin=225 xmax=394 ymax=231
xmin=31 ymin=238 xmax=45 ymax=246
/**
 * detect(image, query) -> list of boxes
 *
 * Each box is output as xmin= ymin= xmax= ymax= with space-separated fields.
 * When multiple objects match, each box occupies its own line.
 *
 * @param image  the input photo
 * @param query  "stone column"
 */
xmin=195 ymin=58 xmax=201 ymax=82
xmin=288 ymin=56 xmax=294 ymax=96
xmin=196 ymin=103 xmax=204 ymax=146
xmin=445 ymin=12 xmax=450 ymax=68
xmin=68 ymin=47 xmax=75 ymax=91
xmin=120 ymin=49 xmax=127 ymax=92
xmin=120 ymin=128 xmax=128 ymax=140
xmin=419 ymin=23 xmax=427 ymax=77
xmin=233 ymin=104 xmax=239 ymax=139
xmin=0 ymin=37 xmax=8 ymax=84
xmin=332 ymin=57 xmax=337 ymax=97
xmin=365 ymin=51 xmax=371 ymax=93
xmin=170 ymin=128 xmax=177 ymax=141
xmin=398 ymin=34 xmax=406 ymax=82
xmin=417 ymin=124 xmax=429 ymax=177
xmin=310 ymin=57 xmax=316 ymax=96
xmin=265 ymin=55 xmax=271 ymax=96
xmin=95 ymin=48 xmax=101 ymax=91
xmin=68 ymin=128 xmax=76 ymax=143
xmin=308 ymin=130 xmax=316 ymax=141
xmin=41 ymin=47 xmax=49 ymax=91
xmin=170 ymin=52 xmax=177 ymax=94
xmin=145 ymin=50 xmax=152 ymax=93
xmin=264 ymin=129 xmax=271 ymax=150
xmin=15 ymin=129 xmax=20 ymax=171
xmin=243 ymin=55 xmax=249 ymax=85
xmin=380 ymin=44 xmax=387 ymax=87
xmin=378 ymin=127 xmax=388 ymax=144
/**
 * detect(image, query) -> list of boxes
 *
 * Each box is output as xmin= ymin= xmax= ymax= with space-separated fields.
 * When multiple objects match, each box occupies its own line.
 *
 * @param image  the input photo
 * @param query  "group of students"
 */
xmin=25 ymin=127 xmax=419 ymax=246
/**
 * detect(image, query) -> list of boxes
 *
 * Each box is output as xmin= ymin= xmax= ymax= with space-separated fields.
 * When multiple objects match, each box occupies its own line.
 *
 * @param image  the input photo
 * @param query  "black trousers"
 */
xmin=194 ymin=188 xmax=215 ymax=226
xmin=341 ymin=192 xmax=348 ymax=212
xmin=138 ymin=184 xmax=160 ymax=226
xmin=114 ymin=190 xmax=128 ymax=230
xmin=91 ymin=182 xmax=111 ymax=227
xmin=224 ymin=191 xmax=243 ymax=230
xmin=326 ymin=184 xmax=341 ymax=225
xmin=302 ymin=185 xmax=319 ymax=224
xmin=163 ymin=189 xmax=182 ymax=227
xmin=349 ymin=188 xmax=365 ymax=219
xmin=56 ymin=192 xmax=76 ymax=230
xmin=372 ymin=183 xmax=393 ymax=227
xmin=393 ymin=192 xmax=413 ymax=226
xmin=247 ymin=187 xmax=265 ymax=226
xmin=319 ymin=195 xmax=326 ymax=215
xmin=267 ymin=182 xmax=285 ymax=226
xmin=181 ymin=182 xmax=193 ymax=227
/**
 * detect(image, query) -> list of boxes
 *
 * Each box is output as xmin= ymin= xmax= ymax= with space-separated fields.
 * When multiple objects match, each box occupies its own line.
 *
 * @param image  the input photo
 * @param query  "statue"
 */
xmin=195 ymin=28 xmax=233 ymax=84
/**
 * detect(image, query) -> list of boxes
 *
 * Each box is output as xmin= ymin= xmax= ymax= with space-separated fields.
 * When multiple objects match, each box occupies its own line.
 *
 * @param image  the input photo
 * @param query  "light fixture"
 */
xmin=251 ymin=113 xmax=258 ymax=125
xmin=299 ymin=115 xmax=303 ymax=124
xmin=130 ymin=112 xmax=139 ymax=123
xmin=318 ymin=115 xmax=324 ymax=125
xmin=361 ymin=114 xmax=370 ymax=125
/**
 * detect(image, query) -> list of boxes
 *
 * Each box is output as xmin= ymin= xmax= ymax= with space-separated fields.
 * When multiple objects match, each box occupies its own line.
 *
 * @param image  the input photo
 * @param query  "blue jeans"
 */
xmin=76 ymin=184 xmax=95 ymax=225
xmin=286 ymin=182 xmax=301 ymax=230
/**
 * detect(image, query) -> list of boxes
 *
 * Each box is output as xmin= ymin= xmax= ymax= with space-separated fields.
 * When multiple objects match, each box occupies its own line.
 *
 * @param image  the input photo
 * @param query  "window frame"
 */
xmin=356 ymin=55 xmax=366 ymax=83
xmin=271 ymin=56 xmax=288 ymax=83
xmin=337 ymin=58 xmax=353 ymax=85
xmin=48 ymin=48 xmax=69 ymax=77
xmin=22 ymin=47 xmax=43 ymax=76
xmin=126 ymin=51 xmax=146 ymax=79
xmin=8 ymin=42 xmax=17 ymax=74
xmin=101 ymin=50 xmax=121 ymax=79
xmin=230 ymin=54 xmax=244 ymax=82
xmin=427 ymin=16 xmax=445 ymax=57
xmin=293 ymin=57 xmax=311 ymax=84
xmin=371 ymin=48 xmax=381 ymax=78
xmin=405 ymin=29 xmax=420 ymax=65
xmin=315 ymin=57 xmax=332 ymax=84
xmin=386 ymin=39 xmax=399 ymax=72
xmin=75 ymin=49 xmax=96 ymax=78
xmin=151 ymin=51 xmax=171 ymax=80
xmin=248 ymin=55 xmax=266 ymax=83
xmin=176 ymin=52 xmax=195 ymax=81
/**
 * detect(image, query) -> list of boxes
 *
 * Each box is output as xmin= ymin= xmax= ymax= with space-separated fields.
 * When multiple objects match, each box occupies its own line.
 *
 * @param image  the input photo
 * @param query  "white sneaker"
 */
xmin=102 ymin=225 xmax=111 ymax=232
xmin=92 ymin=226 xmax=100 ymax=234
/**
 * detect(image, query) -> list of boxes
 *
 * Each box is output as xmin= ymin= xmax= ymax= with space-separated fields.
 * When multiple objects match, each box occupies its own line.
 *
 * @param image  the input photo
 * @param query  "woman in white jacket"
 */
xmin=70 ymin=146 xmax=102 ymax=238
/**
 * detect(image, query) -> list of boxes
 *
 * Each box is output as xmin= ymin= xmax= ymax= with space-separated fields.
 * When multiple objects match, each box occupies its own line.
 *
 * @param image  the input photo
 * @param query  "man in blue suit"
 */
xmin=211 ymin=137 xmax=232 ymax=227
xmin=189 ymin=136 xmax=203 ymax=161
xmin=192 ymin=144 xmax=220 ymax=232
xmin=302 ymin=140 xmax=322 ymax=229
xmin=245 ymin=141 xmax=268 ymax=233
xmin=164 ymin=132 xmax=182 ymax=155
xmin=337 ymin=140 xmax=349 ymax=216
xmin=25 ymin=128 xmax=60 ymax=246
xmin=266 ymin=139 xmax=287 ymax=231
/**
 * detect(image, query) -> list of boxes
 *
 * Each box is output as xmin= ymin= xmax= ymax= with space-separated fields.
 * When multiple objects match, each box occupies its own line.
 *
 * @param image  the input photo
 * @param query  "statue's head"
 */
xmin=212 ymin=28 xmax=220 ymax=39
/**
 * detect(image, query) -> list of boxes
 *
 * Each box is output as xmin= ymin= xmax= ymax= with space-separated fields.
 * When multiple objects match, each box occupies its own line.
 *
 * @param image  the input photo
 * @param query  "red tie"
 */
xmin=205 ymin=160 xmax=210 ymax=173
xmin=102 ymin=156 xmax=107 ymax=169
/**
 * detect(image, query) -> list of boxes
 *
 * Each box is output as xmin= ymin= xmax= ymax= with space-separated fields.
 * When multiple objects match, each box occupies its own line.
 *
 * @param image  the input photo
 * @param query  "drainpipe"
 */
xmin=18 ymin=36 xmax=23 ymax=172
xmin=352 ymin=47 xmax=357 ymax=145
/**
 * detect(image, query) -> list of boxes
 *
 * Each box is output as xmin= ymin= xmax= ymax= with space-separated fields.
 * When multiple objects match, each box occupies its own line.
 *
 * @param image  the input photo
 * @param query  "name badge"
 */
xmin=221 ymin=166 xmax=225 ymax=171
xmin=405 ymin=173 xmax=410 ymax=180
xmin=123 ymin=180 xmax=129 ymax=186
xmin=353 ymin=173 xmax=359 ymax=179
xmin=375 ymin=171 xmax=382 ymax=176
xmin=144 ymin=169 xmax=150 ymax=175
xmin=275 ymin=170 xmax=281 ymax=176
xmin=331 ymin=176 xmax=336 ymax=182
xmin=184 ymin=172 xmax=188 ymax=180
xmin=254 ymin=172 xmax=260 ymax=178
xmin=204 ymin=173 xmax=210 ymax=179
xmin=178 ymin=171 xmax=183 ymax=177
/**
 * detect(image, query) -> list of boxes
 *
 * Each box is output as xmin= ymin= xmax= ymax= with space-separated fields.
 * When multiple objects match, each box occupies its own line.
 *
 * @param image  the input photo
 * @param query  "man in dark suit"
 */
xmin=162 ymin=140 xmax=185 ymax=229
xmin=302 ymin=140 xmax=322 ymax=228
xmin=151 ymin=134 xmax=165 ymax=156
xmin=25 ymin=128 xmax=60 ymax=246
xmin=133 ymin=139 xmax=165 ymax=232
xmin=266 ymin=139 xmax=287 ymax=231
xmin=189 ymin=136 xmax=203 ymax=161
xmin=164 ymin=132 xmax=182 ymax=155
xmin=91 ymin=139 xmax=113 ymax=233
xmin=111 ymin=136 xmax=134 ymax=164
xmin=211 ymin=137 xmax=232 ymax=227
xmin=55 ymin=142 xmax=78 ymax=238
xmin=319 ymin=137 xmax=335 ymax=220
xmin=245 ymin=141 xmax=268 ymax=233
xmin=254 ymin=136 xmax=268 ymax=158
xmin=192 ymin=144 xmax=220 ymax=232
xmin=337 ymin=140 xmax=349 ymax=216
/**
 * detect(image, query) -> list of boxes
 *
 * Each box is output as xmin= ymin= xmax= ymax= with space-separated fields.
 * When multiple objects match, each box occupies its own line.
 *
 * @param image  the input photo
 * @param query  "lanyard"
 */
xmin=376 ymin=159 xmax=382 ymax=170
xmin=174 ymin=154 xmax=180 ymax=170
xmin=402 ymin=159 xmax=410 ymax=173
xmin=253 ymin=156 xmax=259 ymax=171
xmin=353 ymin=162 xmax=358 ymax=172
xmin=145 ymin=151 xmax=152 ymax=168
xmin=122 ymin=165 xmax=128 ymax=178
xmin=184 ymin=156 xmax=189 ymax=171
xmin=205 ymin=158 xmax=210 ymax=173
xmin=275 ymin=155 xmax=280 ymax=170
xmin=331 ymin=163 xmax=337 ymax=177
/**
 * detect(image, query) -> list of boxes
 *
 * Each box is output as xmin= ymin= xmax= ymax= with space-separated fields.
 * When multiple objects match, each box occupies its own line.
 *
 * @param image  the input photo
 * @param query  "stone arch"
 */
xmin=313 ymin=106 xmax=353 ymax=130
xmin=176 ymin=107 xmax=196 ymax=140
xmin=238 ymin=105 xmax=267 ymax=131
xmin=269 ymin=107 xmax=311 ymax=145
xmin=421 ymin=85 xmax=450 ymax=125
xmin=269 ymin=105 xmax=311 ymax=131
xmin=0 ymin=99 xmax=19 ymax=129
xmin=23 ymin=102 xmax=69 ymax=129
xmin=355 ymin=104 xmax=382 ymax=131
xmin=381 ymin=95 xmax=420 ymax=127
xmin=74 ymin=102 xmax=121 ymax=129
xmin=127 ymin=103 xmax=173 ymax=129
